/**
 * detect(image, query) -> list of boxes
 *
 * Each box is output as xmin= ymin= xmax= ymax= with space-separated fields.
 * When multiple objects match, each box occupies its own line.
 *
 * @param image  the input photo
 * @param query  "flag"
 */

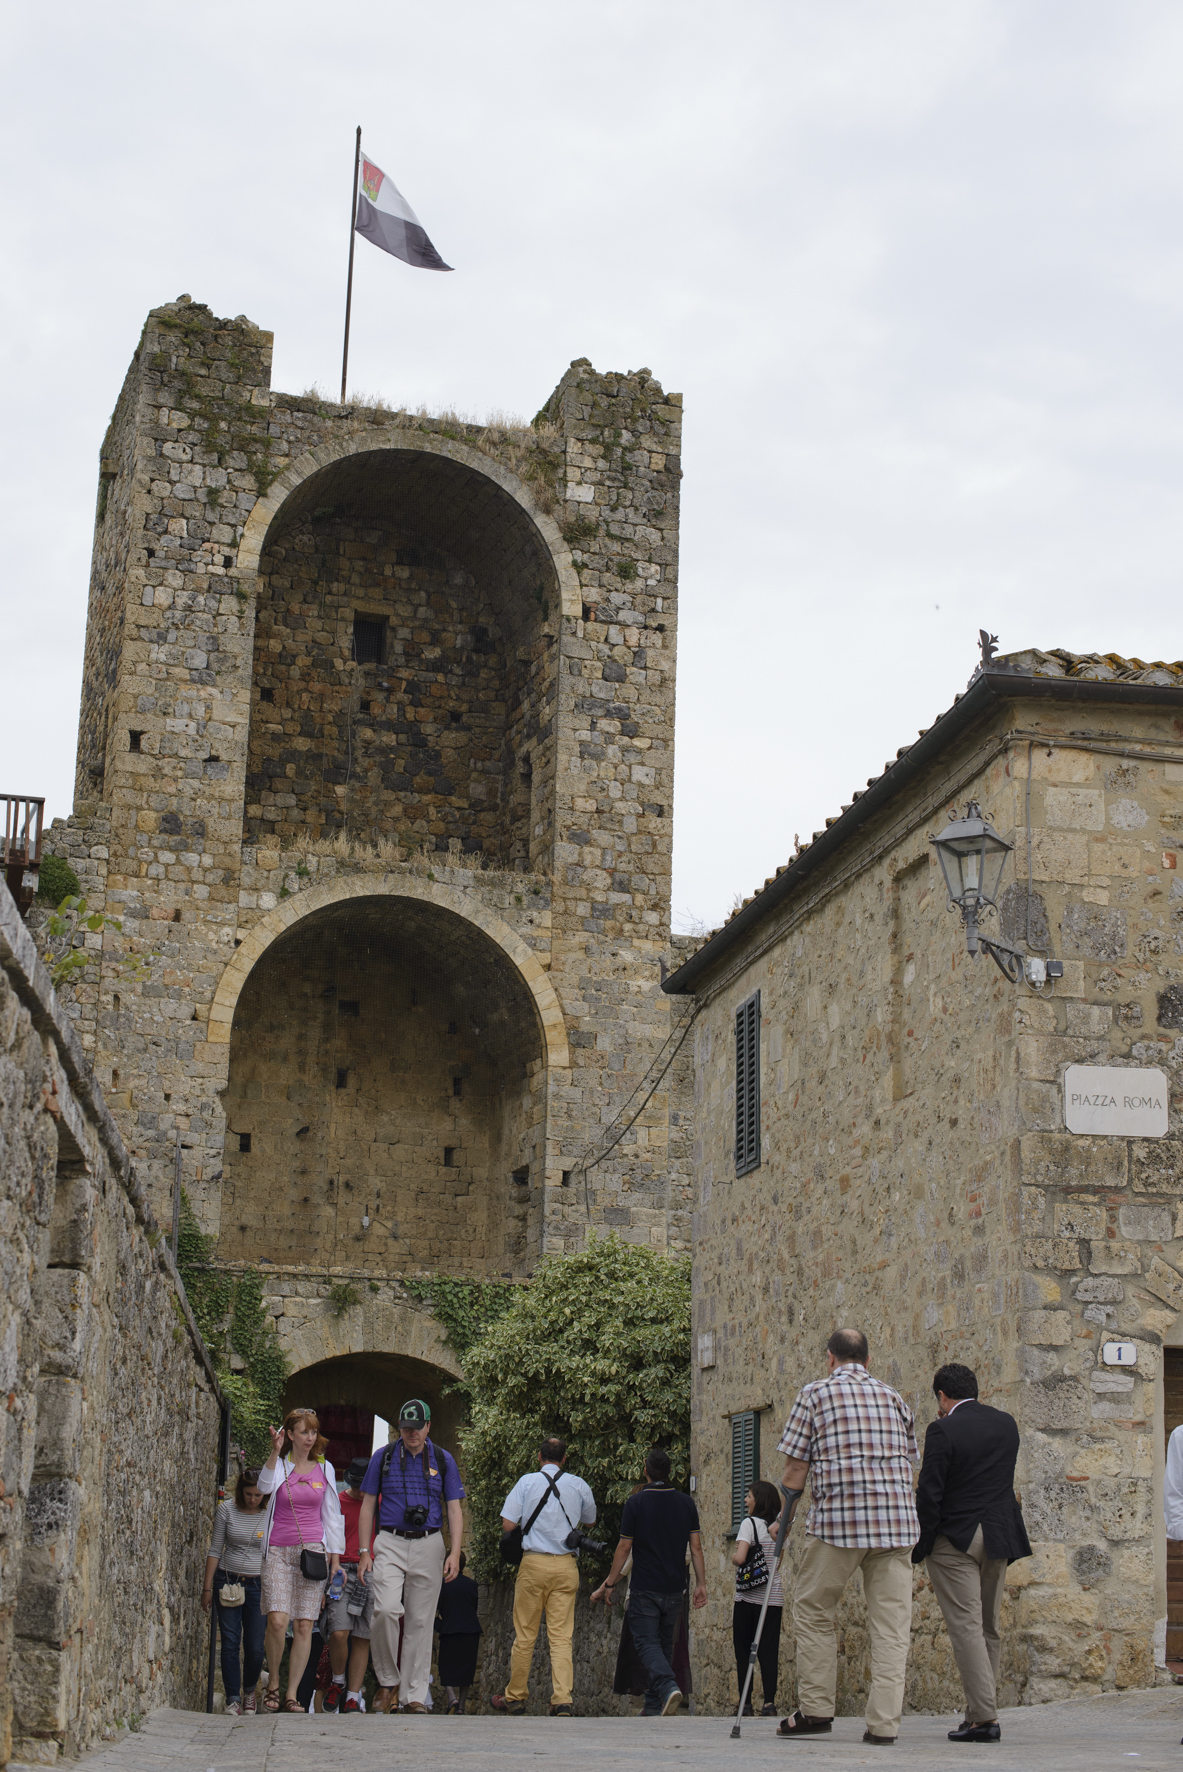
xmin=355 ymin=155 xmax=452 ymax=271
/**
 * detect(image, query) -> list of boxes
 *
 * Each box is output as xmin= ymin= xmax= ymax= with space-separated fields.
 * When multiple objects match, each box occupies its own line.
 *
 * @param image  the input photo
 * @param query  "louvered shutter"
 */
xmin=735 ymin=990 xmax=761 ymax=1177
xmin=730 ymin=1410 xmax=760 ymax=1528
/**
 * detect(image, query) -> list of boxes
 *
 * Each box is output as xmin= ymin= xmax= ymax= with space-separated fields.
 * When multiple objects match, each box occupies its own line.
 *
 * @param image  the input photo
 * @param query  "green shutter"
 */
xmin=735 ymin=990 xmax=761 ymax=1177
xmin=730 ymin=1410 xmax=760 ymax=1528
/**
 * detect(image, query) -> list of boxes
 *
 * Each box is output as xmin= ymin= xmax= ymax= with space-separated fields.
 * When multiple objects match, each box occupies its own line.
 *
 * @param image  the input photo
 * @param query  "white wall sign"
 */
xmin=1102 ymin=1341 xmax=1138 ymax=1366
xmin=1064 ymin=1065 xmax=1169 ymax=1138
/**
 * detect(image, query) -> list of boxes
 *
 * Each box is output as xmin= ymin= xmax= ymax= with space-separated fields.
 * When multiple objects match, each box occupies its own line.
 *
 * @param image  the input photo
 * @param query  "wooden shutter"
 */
xmin=735 ymin=990 xmax=761 ymax=1177
xmin=730 ymin=1411 xmax=760 ymax=1528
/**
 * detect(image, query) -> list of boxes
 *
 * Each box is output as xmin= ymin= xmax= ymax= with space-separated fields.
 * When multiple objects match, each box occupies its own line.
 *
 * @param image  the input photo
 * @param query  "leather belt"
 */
xmin=380 ymin=1526 xmax=441 ymax=1540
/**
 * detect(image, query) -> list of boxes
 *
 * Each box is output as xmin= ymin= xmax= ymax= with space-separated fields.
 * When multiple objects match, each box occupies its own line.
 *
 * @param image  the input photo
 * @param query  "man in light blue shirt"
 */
xmin=491 ymin=1438 xmax=596 ymax=1716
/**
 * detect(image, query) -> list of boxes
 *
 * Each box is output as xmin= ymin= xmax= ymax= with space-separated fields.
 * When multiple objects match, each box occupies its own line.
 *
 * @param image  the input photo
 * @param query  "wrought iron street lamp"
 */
xmin=930 ymin=801 xmax=1061 ymax=986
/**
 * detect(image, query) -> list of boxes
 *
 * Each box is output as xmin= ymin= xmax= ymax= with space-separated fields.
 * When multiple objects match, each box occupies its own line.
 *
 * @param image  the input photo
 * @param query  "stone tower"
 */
xmin=52 ymin=296 xmax=690 ymax=1413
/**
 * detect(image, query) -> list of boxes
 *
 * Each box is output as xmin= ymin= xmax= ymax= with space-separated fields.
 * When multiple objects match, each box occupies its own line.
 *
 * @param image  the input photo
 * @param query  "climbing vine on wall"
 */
xmin=176 ymin=1192 xmax=288 ymax=1464
xmin=402 ymin=1274 xmax=518 ymax=1367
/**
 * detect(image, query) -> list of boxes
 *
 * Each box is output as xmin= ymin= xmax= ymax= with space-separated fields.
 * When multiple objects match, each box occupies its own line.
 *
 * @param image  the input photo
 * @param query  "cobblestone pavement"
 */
xmin=28 ymin=1692 xmax=1183 ymax=1772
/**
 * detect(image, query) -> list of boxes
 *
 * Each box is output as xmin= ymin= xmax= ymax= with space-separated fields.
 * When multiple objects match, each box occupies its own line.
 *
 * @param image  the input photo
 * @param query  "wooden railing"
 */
xmin=2 ymin=794 xmax=45 ymax=915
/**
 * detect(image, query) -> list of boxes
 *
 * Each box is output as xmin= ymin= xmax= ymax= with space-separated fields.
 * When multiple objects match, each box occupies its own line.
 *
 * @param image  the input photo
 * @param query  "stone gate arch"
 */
xmin=209 ymin=873 xmax=569 ymax=1071
xmin=210 ymin=876 xmax=568 ymax=1279
xmin=275 ymin=1296 xmax=469 ymax=1463
xmin=235 ymin=426 xmax=579 ymax=869
xmin=237 ymin=425 xmax=581 ymax=619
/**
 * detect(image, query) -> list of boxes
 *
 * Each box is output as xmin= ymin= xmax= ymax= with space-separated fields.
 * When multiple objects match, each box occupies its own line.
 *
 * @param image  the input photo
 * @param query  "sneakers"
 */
xmin=342 ymin=1697 xmax=361 ymax=1713
xmin=491 ymin=1694 xmax=526 ymax=1715
xmin=225 ymin=1699 xmax=242 ymax=1717
xmin=322 ymin=1684 xmax=342 ymax=1712
xmin=242 ymin=1692 xmax=258 ymax=1715
xmin=661 ymin=1688 xmax=683 ymax=1717
xmin=550 ymin=1704 xmax=574 ymax=1716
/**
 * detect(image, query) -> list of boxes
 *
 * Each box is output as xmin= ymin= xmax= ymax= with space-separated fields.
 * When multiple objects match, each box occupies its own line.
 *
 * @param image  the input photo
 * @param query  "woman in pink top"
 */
xmin=257 ymin=1408 xmax=345 ymax=1712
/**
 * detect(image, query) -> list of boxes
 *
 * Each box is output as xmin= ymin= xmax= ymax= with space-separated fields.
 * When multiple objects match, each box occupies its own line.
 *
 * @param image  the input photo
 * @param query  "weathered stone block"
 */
xmin=1094 ymin=1477 xmax=1153 ymax=1539
xmin=34 ymin=1269 xmax=91 ymax=1377
xmin=1071 ymin=1543 xmax=1112 ymax=1585
xmin=1023 ymin=1481 xmax=1089 ymax=1541
xmin=1022 ymin=1272 xmax=1062 ymax=1306
xmin=32 ymin=1377 xmax=83 ymax=1480
xmin=1062 ymin=904 xmax=1127 ymax=960
xmin=1022 ymin=1133 xmax=1127 ymax=1191
xmin=1024 ymin=1237 xmax=1082 ymax=1271
xmin=1074 ymin=1276 xmax=1125 ymax=1302
xmin=1054 ymin=1202 xmax=1105 ymax=1239
xmin=9 ymin=1641 xmax=69 ymax=1734
xmin=1142 ymin=1255 xmax=1183 ymax=1311
xmin=1088 ymin=1240 xmax=1142 ymax=1275
xmin=1131 ymin=1137 xmax=1183 ymax=1194
xmin=1113 ymin=1634 xmax=1155 ymax=1688
xmin=1024 ymin=1375 xmax=1089 ymax=1430
xmin=1046 ymin=787 xmax=1105 ymax=830
xmin=1022 ymin=1310 xmax=1072 ymax=1345
xmin=1117 ymin=1203 xmax=1171 ymax=1241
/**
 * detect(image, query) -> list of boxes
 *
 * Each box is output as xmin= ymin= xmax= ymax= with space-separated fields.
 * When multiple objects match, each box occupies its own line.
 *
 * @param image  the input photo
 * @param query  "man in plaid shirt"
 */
xmin=776 ymin=1328 xmax=919 ymax=1745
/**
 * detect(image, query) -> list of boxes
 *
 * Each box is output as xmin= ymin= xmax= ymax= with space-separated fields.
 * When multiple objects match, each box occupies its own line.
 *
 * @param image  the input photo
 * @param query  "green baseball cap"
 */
xmin=398 ymin=1398 xmax=431 ymax=1427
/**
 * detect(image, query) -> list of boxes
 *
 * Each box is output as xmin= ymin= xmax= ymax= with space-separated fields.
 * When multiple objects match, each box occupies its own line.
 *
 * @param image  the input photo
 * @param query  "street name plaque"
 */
xmin=1064 ymin=1064 xmax=1169 ymax=1138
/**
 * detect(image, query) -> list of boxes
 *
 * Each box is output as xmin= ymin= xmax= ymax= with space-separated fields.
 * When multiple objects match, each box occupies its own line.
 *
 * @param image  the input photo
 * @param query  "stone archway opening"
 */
xmin=218 ymin=892 xmax=547 ymax=1277
xmin=284 ymin=1350 xmax=467 ymax=1474
xmin=244 ymin=445 xmax=562 ymax=870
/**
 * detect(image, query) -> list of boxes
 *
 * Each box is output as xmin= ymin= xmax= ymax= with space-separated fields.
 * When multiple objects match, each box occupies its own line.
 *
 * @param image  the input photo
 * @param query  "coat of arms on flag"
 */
xmin=354 ymin=153 xmax=451 ymax=273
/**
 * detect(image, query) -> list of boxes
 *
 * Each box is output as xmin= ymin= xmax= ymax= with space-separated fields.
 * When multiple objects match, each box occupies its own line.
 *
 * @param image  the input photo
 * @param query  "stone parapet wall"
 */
xmin=0 ymin=878 xmax=222 ymax=1768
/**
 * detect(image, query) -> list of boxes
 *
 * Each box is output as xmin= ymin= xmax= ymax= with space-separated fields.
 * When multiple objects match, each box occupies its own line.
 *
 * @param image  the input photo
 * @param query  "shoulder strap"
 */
xmin=522 ymin=1471 xmax=575 ymax=1543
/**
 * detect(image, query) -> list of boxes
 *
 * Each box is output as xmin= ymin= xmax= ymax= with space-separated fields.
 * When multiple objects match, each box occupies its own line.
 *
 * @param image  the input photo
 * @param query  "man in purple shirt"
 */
xmin=357 ymin=1399 xmax=465 ymax=1713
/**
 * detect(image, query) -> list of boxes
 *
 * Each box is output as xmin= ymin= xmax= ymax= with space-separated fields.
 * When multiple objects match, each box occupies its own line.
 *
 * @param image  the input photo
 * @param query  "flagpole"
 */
xmin=340 ymin=126 xmax=361 ymax=403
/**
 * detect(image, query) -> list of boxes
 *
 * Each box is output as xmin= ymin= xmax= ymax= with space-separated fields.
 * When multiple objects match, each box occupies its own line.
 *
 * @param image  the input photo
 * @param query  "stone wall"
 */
xmin=675 ymin=679 xmax=1183 ymax=1714
xmin=0 ymin=879 xmax=223 ymax=1768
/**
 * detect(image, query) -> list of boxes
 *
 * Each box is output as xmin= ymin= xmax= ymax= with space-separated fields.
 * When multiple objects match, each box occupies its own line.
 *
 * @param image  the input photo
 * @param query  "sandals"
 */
xmin=777 ymin=1711 xmax=833 ymax=1737
xmin=263 ymin=1688 xmax=281 ymax=1713
xmin=282 ymin=1698 xmax=304 ymax=1713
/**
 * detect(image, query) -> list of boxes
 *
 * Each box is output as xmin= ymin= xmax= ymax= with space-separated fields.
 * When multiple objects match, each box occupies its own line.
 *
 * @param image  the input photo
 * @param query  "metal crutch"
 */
xmin=731 ymin=1483 xmax=802 ymax=1738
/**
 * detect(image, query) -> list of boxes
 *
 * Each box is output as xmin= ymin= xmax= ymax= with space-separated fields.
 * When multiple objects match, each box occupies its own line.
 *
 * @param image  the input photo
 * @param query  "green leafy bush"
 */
xmin=459 ymin=1236 xmax=690 ymax=1578
xmin=175 ymin=1192 xmax=287 ymax=1464
xmin=36 ymin=854 xmax=81 ymax=903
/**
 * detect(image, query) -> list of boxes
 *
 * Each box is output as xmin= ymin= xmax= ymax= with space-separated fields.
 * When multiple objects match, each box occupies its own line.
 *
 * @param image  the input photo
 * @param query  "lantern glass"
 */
xmin=931 ymin=803 xmax=1012 ymax=908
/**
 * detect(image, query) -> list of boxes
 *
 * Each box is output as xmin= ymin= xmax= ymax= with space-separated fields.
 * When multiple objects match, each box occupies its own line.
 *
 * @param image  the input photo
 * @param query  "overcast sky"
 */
xmin=4 ymin=2 xmax=1182 ymax=930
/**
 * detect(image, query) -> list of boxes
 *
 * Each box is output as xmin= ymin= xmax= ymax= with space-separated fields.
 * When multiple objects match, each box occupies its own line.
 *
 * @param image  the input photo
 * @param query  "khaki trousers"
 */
xmin=926 ymin=1526 xmax=1006 ymax=1723
xmin=369 ymin=1529 xmax=446 ymax=1705
xmin=506 ymin=1552 xmax=581 ymax=1706
xmin=793 ymin=1534 xmax=913 ymax=1738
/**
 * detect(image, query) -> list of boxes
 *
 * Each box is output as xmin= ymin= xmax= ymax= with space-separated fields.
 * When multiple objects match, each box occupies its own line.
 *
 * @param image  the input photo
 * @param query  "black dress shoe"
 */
xmin=948 ymin=1720 xmax=1001 ymax=1742
xmin=862 ymin=1732 xmax=896 ymax=1744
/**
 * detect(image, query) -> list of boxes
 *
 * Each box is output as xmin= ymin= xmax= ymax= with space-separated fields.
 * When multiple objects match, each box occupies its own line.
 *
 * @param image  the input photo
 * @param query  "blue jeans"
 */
xmin=629 ymin=1590 xmax=684 ymax=1714
xmin=214 ymin=1571 xmax=265 ymax=1699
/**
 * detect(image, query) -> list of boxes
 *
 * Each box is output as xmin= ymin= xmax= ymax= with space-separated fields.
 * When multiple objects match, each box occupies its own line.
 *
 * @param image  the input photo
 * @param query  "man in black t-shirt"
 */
xmin=591 ymin=1448 xmax=706 ymax=1717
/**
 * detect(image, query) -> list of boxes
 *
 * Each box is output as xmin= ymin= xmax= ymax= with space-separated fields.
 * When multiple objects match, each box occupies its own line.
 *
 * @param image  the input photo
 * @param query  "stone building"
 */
xmin=45 ymin=295 xmax=692 ymax=1435
xmin=664 ymin=650 xmax=1183 ymax=1714
xmin=0 ymin=878 xmax=223 ymax=1766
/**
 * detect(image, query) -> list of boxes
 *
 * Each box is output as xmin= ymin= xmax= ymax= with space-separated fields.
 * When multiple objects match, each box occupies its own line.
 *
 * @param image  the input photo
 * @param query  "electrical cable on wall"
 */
xmin=568 ymin=1000 xmax=700 ymax=1220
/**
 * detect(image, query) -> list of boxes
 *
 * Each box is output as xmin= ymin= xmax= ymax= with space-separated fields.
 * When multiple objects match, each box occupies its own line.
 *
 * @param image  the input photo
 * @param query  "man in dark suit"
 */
xmin=913 ymin=1362 xmax=1030 ymax=1744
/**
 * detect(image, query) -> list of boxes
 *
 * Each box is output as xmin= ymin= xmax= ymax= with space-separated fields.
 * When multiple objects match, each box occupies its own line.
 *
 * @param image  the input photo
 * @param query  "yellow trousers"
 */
xmin=506 ymin=1552 xmax=581 ymax=1707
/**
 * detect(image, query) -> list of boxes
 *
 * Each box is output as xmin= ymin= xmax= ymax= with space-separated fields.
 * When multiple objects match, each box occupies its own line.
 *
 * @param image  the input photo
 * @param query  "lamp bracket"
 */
xmin=978 ymin=936 xmax=1026 ymax=984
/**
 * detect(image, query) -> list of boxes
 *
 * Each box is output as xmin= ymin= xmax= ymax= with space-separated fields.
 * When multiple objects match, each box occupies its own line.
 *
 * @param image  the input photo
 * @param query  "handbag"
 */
xmin=500 ymin=1473 xmax=566 ymax=1567
xmin=219 ymin=1579 xmax=246 ymax=1608
xmin=285 ymin=1466 xmax=330 ymax=1583
xmin=734 ymin=1523 xmax=770 ymax=1594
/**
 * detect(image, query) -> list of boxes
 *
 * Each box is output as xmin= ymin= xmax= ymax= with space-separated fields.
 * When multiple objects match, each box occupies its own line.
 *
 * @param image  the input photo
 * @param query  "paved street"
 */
xmin=36 ymin=1692 xmax=1183 ymax=1772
